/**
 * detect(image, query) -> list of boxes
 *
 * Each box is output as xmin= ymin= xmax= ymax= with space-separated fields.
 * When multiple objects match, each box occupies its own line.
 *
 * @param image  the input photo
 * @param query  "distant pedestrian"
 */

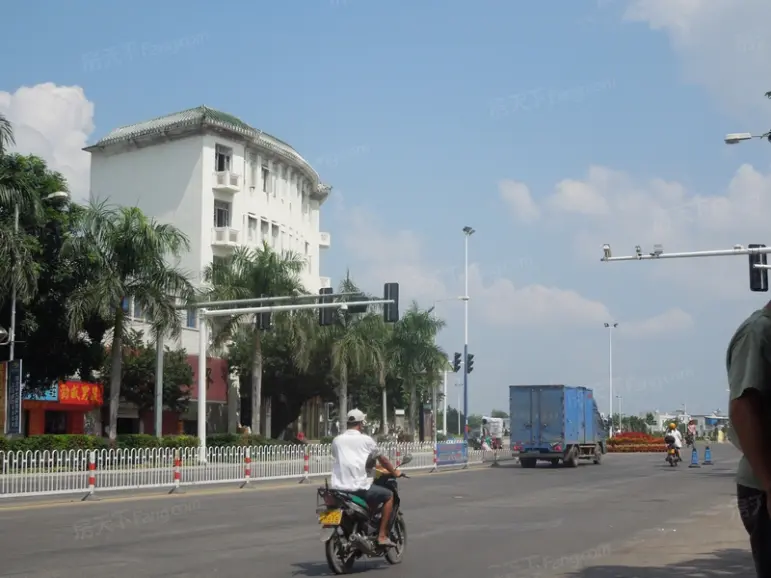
xmin=726 ymin=304 xmax=771 ymax=576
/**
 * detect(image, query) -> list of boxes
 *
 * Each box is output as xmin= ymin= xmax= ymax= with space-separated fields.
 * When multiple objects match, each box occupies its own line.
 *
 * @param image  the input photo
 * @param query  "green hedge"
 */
xmin=0 ymin=433 xmax=301 ymax=453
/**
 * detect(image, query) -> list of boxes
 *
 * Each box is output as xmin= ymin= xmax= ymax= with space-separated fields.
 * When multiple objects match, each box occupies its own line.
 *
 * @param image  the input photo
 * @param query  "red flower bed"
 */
xmin=606 ymin=433 xmax=664 ymax=447
xmin=607 ymin=444 xmax=665 ymax=453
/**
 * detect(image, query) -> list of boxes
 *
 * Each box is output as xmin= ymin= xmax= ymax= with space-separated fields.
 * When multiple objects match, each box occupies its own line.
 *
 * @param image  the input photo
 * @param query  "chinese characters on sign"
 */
xmin=6 ymin=360 xmax=22 ymax=435
xmin=59 ymin=381 xmax=103 ymax=405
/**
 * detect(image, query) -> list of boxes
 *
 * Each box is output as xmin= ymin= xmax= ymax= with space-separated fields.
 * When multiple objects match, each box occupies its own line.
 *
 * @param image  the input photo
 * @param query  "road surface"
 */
xmin=0 ymin=444 xmax=751 ymax=577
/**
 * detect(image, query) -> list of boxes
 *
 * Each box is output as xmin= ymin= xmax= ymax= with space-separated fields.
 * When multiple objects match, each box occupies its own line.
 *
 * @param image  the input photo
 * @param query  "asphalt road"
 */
xmin=0 ymin=445 xmax=744 ymax=578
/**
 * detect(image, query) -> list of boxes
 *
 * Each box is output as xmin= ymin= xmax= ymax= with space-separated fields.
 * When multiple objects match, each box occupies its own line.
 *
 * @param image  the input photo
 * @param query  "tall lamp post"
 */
xmin=462 ymin=226 xmax=474 ymax=441
xmin=9 ymin=191 xmax=70 ymax=362
xmin=603 ymin=322 xmax=618 ymax=437
xmin=428 ymin=298 xmax=463 ymax=435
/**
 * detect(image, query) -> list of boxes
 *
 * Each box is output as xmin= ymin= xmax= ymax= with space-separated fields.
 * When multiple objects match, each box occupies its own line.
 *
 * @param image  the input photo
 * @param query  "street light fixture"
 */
xmin=724 ymin=131 xmax=771 ymax=145
xmin=9 ymin=191 xmax=70 ymax=361
xmin=603 ymin=322 xmax=618 ymax=437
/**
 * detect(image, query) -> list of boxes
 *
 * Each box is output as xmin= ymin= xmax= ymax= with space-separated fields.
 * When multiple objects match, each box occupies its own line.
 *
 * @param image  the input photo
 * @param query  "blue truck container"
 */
xmin=509 ymin=385 xmax=607 ymax=468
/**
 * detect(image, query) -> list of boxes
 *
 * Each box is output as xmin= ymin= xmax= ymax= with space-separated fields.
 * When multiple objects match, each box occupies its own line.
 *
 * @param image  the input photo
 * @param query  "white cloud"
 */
xmin=533 ymin=163 xmax=771 ymax=297
xmin=624 ymin=0 xmax=771 ymax=118
xmin=341 ymin=209 xmax=683 ymax=336
xmin=619 ymin=308 xmax=694 ymax=339
xmin=499 ymin=180 xmax=540 ymax=222
xmin=0 ymin=83 xmax=94 ymax=202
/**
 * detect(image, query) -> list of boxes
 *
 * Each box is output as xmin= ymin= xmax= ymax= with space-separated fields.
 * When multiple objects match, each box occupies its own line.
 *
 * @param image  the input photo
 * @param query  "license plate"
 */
xmin=668 ymin=449 xmax=675 ymax=454
xmin=318 ymin=509 xmax=342 ymax=526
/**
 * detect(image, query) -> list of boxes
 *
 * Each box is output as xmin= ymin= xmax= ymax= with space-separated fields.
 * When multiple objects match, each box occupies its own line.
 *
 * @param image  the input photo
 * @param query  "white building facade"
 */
xmin=85 ymin=106 xmax=333 ymax=435
xmin=86 ymin=106 xmax=333 ymax=353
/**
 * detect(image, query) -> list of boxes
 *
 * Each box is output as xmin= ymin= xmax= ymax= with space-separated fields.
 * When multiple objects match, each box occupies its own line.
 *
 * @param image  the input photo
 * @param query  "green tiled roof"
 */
xmin=93 ymin=106 xmax=257 ymax=146
xmin=88 ymin=106 xmax=324 ymax=187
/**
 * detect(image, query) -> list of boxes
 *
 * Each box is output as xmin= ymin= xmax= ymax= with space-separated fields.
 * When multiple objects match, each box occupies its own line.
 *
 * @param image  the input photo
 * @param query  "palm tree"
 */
xmin=64 ymin=201 xmax=195 ymax=441
xmin=318 ymin=275 xmax=386 ymax=427
xmin=202 ymin=243 xmax=306 ymax=436
xmin=0 ymin=113 xmax=13 ymax=155
xmin=390 ymin=303 xmax=447 ymax=435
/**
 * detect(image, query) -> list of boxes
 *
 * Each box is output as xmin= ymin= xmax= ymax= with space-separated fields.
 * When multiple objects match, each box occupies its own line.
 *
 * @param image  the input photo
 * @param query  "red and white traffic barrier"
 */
xmin=169 ymin=451 xmax=184 ymax=494
xmin=240 ymin=448 xmax=252 ymax=489
xmin=430 ymin=445 xmax=438 ymax=472
xmin=298 ymin=448 xmax=310 ymax=484
xmin=81 ymin=450 xmax=98 ymax=501
xmin=395 ymin=448 xmax=402 ymax=467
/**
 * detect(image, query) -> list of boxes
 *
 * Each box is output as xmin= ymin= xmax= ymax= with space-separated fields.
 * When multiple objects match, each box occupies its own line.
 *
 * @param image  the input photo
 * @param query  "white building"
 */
xmin=85 ymin=106 xmax=333 ymax=435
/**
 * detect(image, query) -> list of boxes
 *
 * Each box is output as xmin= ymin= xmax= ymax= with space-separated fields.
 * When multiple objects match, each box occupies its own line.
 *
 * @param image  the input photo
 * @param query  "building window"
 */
xmin=215 ymin=145 xmax=231 ymax=172
xmin=248 ymin=215 xmax=258 ymax=242
xmin=186 ymin=309 xmax=197 ymax=329
xmin=248 ymin=153 xmax=257 ymax=187
xmin=133 ymin=300 xmax=144 ymax=319
xmin=214 ymin=200 xmax=231 ymax=228
xmin=262 ymin=166 xmax=270 ymax=192
xmin=121 ymin=297 xmax=131 ymax=313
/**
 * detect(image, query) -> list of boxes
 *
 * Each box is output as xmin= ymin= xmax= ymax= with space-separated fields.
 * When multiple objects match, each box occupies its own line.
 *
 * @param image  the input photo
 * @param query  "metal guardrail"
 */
xmin=0 ymin=442 xmax=514 ymax=499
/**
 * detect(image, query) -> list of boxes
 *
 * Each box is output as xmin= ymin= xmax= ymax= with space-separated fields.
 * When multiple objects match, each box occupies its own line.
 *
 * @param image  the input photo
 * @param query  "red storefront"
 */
xmin=137 ymin=355 xmax=229 ymax=435
xmin=23 ymin=380 xmax=104 ymax=436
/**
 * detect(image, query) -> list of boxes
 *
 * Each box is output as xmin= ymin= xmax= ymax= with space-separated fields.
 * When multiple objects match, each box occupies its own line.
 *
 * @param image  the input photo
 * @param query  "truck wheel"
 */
xmin=549 ymin=458 xmax=560 ymax=467
xmin=592 ymin=445 xmax=602 ymax=464
xmin=520 ymin=458 xmax=537 ymax=468
xmin=565 ymin=447 xmax=579 ymax=468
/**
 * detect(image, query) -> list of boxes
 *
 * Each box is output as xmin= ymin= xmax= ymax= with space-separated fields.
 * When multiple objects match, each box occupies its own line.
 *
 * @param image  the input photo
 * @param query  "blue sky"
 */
xmin=3 ymin=0 xmax=771 ymax=417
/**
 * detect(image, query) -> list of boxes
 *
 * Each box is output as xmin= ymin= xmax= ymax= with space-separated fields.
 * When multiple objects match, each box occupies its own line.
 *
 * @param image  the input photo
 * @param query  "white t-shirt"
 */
xmin=330 ymin=429 xmax=379 ymax=491
xmin=667 ymin=429 xmax=683 ymax=449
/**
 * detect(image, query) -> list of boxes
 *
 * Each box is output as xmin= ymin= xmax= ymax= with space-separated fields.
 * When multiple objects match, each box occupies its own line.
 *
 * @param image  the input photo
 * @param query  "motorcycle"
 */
xmin=317 ymin=454 xmax=412 ymax=574
xmin=664 ymin=436 xmax=681 ymax=467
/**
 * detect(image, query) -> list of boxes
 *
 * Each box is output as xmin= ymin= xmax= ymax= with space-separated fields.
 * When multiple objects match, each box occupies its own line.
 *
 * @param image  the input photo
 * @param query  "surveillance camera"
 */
xmin=734 ymin=244 xmax=743 ymax=250
xmin=634 ymin=245 xmax=642 ymax=258
xmin=602 ymin=244 xmax=611 ymax=260
xmin=652 ymin=244 xmax=663 ymax=256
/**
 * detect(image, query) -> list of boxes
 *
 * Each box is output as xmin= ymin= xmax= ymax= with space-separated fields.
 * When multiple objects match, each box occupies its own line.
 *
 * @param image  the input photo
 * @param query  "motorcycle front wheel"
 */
xmin=325 ymin=534 xmax=356 ymax=575
xmin=385 ymin=514 xmax=407 ymax=565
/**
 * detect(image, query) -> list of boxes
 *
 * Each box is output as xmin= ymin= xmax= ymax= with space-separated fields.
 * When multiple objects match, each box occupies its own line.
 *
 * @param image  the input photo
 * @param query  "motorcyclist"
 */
xmin=330 ymin=409 xmax=400 ymax=548
xmin=664 ymin=422 xmax=683 ymax=460
xmin=686 ymin=420 xmax=697 ymax=446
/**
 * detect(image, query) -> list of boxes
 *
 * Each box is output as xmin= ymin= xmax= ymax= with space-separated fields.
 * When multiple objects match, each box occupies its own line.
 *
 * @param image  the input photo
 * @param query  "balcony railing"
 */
xmin=212 ymin=171 xmax=241 ymax=193
xmin=212 ymin=227 xmax=240 ymax=247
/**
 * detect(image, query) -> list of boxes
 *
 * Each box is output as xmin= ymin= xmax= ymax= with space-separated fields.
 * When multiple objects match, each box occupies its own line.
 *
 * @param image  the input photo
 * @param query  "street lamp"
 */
xmin=9 ymin=191 xmax=69 ymax=361
xmin=428 ymin=297 xmax=463 ymax=434
xmin=724 ymin=131 xmax=771 ymax=145
xmin=461 ymin=226 xmax=474 ymax=441
xmin=603 ymin=322 xmax=618 ymax=437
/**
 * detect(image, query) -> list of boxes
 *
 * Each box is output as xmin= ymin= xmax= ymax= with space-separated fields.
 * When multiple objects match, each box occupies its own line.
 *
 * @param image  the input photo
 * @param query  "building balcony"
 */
xmin=319 ymin=276 xmax=332 ymax=289
xmin=212 ymin=171 xmax=241 ymax=193
xmin=211 ymin=227 xmax=240 ymax=247
xmin=319 ymin=232 xmax=331 ymax=249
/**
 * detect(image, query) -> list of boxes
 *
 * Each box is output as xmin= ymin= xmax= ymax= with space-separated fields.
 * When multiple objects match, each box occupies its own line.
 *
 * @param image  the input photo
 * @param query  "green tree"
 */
xmin=203 ymin=243 xmax=306 ymax=435
xmin=0 ymin=113 xmax=12 ymax=155
xmin=645 ymin=412 xmax=656 ymax=426
xmin=64 ymin=202 xmax=195 ymax=441
xmin=491 ymin=409 xmax=509 ymax=418
xmin=0 ymin=156 xmax=107 ymax=386
xmin=102 ymin=328 xmax=193 ymax=415
xmin=390 ymin=303 xmax=446 ymax=434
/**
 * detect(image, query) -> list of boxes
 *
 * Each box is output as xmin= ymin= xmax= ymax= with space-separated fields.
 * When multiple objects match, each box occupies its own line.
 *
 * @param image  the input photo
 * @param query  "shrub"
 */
xmin=319 ymin=436 xmax=334 ymax=444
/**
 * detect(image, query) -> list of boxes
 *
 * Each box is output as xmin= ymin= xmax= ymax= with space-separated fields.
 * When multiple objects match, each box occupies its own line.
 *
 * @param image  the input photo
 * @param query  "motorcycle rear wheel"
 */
xmin=385 ymin=514 xmax=407 ymax=564
xmin=325 ymin=534 xmax=356 ymax=574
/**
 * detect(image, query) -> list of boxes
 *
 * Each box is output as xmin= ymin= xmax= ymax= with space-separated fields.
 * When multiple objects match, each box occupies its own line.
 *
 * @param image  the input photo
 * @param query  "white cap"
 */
xmin=347 ymin=409 xmax=366 ymax=424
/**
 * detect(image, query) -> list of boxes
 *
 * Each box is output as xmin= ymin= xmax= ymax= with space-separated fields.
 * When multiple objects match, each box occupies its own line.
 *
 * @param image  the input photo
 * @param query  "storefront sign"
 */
xmin=435 ymin=441 xmax=469 ymax=467
xmin=6 ymin=360 xmax=22 ymax=434
xmin=23 ymin=381 xmax=59 ymax=401
xmin=59 ymin=381 xmax=103 ymax=405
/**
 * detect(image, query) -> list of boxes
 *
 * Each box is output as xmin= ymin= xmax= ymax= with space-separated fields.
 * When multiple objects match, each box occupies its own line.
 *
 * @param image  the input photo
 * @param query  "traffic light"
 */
xmin=749 ymin=244 xmax=768 ymax=292
xmin=319 ymin=287 xmax=335 ymax=325
xmin=346 ymin=292 xmax=369 ymax=314
xmin=383 ymin=282 xmax=399 ymax=323
xmin=452 ymin=352 xmax=461 ymax=373
xmin=255 ymin=295 xmax=272 ymax=331
xmin=466 ymin=353 xmax=474 ymax=373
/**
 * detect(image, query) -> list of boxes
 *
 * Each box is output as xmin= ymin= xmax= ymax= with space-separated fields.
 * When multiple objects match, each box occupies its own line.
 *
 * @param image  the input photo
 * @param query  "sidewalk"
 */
xmin=554 ymin=501 xmax=755 ymax=577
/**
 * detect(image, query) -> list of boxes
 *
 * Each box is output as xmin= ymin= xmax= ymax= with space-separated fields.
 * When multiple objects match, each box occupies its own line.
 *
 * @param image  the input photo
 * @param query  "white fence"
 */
xmin=0 ymin=441 xmax=513 ymax=499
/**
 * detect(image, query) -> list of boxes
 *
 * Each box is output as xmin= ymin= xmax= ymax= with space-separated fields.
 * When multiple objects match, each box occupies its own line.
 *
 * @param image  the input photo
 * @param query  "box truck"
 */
xmin=509 ymin=385 xmax=607 ymax=468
